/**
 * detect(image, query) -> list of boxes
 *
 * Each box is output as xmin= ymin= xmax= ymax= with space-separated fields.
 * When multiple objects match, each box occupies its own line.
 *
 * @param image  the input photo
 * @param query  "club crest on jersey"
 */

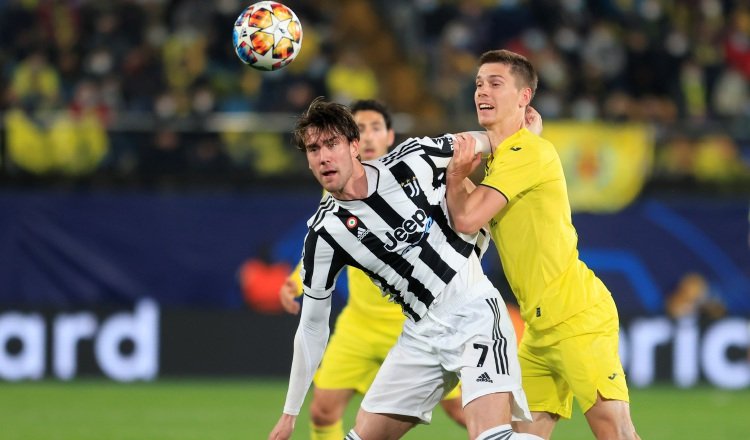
xmin=346 ymin=216 xmax=358 ymax=229
xmin=400 ymin=176 xmax=421 ymax=198
xmin=384 ymin=209 xmax=432 ymax=252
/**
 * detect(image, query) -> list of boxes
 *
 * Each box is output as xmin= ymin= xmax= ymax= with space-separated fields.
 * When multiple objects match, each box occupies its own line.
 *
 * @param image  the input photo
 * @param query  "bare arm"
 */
xmin=446 ymin=134 xmax=507 ymax=234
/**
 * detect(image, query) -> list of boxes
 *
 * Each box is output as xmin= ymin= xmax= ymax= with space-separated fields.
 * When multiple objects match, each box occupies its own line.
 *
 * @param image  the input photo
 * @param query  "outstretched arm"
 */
xmin=268 ymin=295 xmax=331 ymax=440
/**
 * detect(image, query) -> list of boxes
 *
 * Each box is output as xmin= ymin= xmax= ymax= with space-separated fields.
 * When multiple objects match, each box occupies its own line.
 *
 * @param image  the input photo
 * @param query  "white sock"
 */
xmin=345 ymin=430 xmax=363 ymax=440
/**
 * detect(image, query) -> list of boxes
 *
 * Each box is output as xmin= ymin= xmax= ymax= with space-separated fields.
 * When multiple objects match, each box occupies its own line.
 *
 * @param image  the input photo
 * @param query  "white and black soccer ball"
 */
xmin=232 ymin=1 xmax=303 ymax=71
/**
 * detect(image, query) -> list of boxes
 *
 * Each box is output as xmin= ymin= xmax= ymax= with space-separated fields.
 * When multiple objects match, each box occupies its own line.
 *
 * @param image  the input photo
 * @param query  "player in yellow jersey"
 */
xmin=278 ymin=99 xmax=465 ymax=440
xmin=445 ymin=50 xmax=640 ymax=440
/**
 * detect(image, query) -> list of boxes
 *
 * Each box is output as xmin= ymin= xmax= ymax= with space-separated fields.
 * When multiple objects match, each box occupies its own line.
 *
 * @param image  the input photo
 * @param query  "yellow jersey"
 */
xmin=481 ymin=128 xmax=610 ymax=331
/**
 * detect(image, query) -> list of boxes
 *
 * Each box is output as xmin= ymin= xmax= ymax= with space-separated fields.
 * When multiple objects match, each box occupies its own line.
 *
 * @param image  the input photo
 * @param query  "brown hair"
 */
xmin=350 ymin=99 xmax=393 ymax=130
xmin=293 ymin=97 xmax=360 ymax=152
xmin=479 ymin=50 xmax=538 ymax=99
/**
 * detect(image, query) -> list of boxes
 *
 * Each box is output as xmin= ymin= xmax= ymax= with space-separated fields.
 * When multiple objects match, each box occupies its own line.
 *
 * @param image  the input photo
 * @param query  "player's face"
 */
xmin=303 ymin=128 xmax=360 ymax=196
xmin=354 ymin=110 xmax=394 ymax=161
xmin=475 ymin=62 xmax=530 ymax=130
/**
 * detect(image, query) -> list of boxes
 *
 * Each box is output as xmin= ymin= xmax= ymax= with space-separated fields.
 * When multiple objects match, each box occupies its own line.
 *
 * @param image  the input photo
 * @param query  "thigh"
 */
xmin=557 ymin=322 xmax=629 ymax=414
xmin=462 ymin=391 xmax=513 ymax=439
xmin=353 ymin=409 xmax=418 ymax=440
xmin=517 ymin=339 xmax=573 ymax=419
xmin=361 ymin=333 xmax=449 ymax=424
xmin=583 ymin=394 xmax=638 ymax=440
xmin=445 ymin=295 xmax=530 ymax=422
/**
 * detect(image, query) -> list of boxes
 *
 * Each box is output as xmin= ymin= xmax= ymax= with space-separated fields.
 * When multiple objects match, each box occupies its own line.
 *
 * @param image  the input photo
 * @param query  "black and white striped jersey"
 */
xmin=300 ymin=134 xmax=489 ymax=322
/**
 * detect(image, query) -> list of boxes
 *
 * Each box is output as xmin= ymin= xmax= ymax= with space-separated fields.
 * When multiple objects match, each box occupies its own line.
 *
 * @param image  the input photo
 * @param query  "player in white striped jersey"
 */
xmin=269 ymin=98 xmax=542 ymax=440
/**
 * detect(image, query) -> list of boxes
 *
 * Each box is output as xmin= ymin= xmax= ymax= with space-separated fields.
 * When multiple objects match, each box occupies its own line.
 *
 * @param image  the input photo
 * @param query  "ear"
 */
xmin=350 ymin=138 xmax=360 ymax=158
xmin=386 ymin=129 xmax=395 ymax=148
xmin=519 ymin=87 xmax=532 ymax=107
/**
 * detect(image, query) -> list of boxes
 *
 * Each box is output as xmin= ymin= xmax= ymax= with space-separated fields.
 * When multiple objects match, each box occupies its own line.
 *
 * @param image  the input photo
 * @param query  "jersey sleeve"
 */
xmin=300 ymin=228 xmax=347 ymax=299
xmin=282 ymin=289 xmax=331 ymax=415
xmin=384 ymin=135 xmax=455 ymax=169
xmin=288 ymin=189 xmax=331 ymax=297
xmin=474 ymin=226 xmax=491 ymax=259
xmin=481 ymin=143 xmax=545 ymax=202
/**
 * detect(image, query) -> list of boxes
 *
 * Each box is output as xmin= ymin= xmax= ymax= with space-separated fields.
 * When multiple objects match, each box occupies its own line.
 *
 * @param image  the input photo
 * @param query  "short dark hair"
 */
xmin=293 ymin=97 xmax=360 ymax=152
xmin=479 ymin=49 xmax=538 ymax=100
xmin=350 ymin=99 xmax=393 ymax=130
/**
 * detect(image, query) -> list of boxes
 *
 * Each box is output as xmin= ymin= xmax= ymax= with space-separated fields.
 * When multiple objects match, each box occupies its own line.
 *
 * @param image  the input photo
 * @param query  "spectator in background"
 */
xmin=0 ymin=0 xmax=748 ymax=185
xmin=325 ymin=46 xmax=378 ymax=104
xmin=8 ymin=49 xmax=60 ymax=110
xmin=666 ymin=273 xmax=725 ymax=321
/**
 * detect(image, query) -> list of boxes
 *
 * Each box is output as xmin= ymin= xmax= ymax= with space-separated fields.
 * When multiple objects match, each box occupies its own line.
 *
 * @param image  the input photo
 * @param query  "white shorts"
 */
xmin=361 ymin=277 xmax=530 ymax=424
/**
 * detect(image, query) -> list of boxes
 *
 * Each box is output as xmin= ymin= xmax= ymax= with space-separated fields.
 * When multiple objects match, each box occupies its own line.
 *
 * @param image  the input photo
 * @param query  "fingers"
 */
xmin=525 ymin=106 xmax=543 ymax=135
xmin=279 ymin=277 xmax=301 ymax=315
xmin=453 ymin=133 xmax=476 ymax=162
xmin=280 ymin=292 xmax=300 ymax=314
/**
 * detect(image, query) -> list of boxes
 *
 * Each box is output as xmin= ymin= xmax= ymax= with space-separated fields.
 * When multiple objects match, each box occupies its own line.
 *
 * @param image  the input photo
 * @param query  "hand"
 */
xmin=279 ymin=277 xmax=301 ymax=315
xmin=448 ymin=133 xmax=483 ymax=183
xmin=525 ymin=105 xmax=543 ymax=135
xmin=268 ymin=413 xmax=296 ymax=440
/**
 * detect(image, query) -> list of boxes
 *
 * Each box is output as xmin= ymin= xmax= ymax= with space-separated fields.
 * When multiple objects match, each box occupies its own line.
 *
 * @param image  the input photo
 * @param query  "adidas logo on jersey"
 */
xmin=476 ymin=372 xmax=493 ymax=383
xmin=357 ymin=227 xmax=369 ymax=241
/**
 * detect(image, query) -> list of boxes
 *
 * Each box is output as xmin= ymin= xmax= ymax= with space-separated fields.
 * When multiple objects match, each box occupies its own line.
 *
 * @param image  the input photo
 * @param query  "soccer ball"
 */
xmin=233 ymin=1 xmax=303 ymax=71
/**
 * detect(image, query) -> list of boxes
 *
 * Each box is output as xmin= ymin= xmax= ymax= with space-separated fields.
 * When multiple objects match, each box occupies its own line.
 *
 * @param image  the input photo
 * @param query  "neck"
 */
xmin=486 ymin=112 xmax=525 ymax=153
xmin=332 ymin=162 xmax=368 ymax=200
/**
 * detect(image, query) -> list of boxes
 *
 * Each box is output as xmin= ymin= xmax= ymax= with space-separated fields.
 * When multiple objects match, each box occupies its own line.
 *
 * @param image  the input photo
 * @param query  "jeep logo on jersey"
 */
xmin=384 ymin=209 xmax=430 ymax=251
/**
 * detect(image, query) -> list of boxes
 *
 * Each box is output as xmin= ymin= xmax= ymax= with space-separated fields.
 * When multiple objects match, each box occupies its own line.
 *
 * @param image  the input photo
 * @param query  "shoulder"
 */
xmin=500 ymin=129 xmax=556 ymax=160
xmin=306 ymin=194 xmax=339 ymax=230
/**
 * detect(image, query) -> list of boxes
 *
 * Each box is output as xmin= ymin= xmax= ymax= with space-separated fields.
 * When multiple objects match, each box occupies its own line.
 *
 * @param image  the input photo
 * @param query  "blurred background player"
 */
xmin=446 ymin=50 xmax=639 ymax=440
xmin=277 ymin=99 xmax=465 ymax=440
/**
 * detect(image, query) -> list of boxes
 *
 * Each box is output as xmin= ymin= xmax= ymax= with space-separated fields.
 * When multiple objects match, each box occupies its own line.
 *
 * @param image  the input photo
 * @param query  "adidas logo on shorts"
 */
xmin=476 ymin=372 xmax=493 ymax=383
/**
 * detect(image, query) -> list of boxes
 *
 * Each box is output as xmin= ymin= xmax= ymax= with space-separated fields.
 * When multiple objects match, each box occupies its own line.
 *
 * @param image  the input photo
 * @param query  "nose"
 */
xmin=360 ymin=130 xmax=371 ymax=143
xmin=319 ymin=146 xmax=332 ymax=163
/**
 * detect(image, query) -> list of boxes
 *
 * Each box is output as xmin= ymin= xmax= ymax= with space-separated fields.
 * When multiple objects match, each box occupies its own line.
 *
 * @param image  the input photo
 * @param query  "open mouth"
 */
xmin=478 ymin=103 xmax=495 ymax=111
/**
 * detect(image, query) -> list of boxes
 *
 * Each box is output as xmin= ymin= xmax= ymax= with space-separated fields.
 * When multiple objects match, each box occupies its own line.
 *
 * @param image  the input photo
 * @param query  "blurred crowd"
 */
xmin=0 ymin=0 xmax=748 ymax=191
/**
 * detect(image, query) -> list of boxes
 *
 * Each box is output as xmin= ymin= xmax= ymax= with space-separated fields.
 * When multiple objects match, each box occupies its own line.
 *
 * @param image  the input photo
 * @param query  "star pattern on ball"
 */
xmin=233 ymin=1 xmax=303 ymax=71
